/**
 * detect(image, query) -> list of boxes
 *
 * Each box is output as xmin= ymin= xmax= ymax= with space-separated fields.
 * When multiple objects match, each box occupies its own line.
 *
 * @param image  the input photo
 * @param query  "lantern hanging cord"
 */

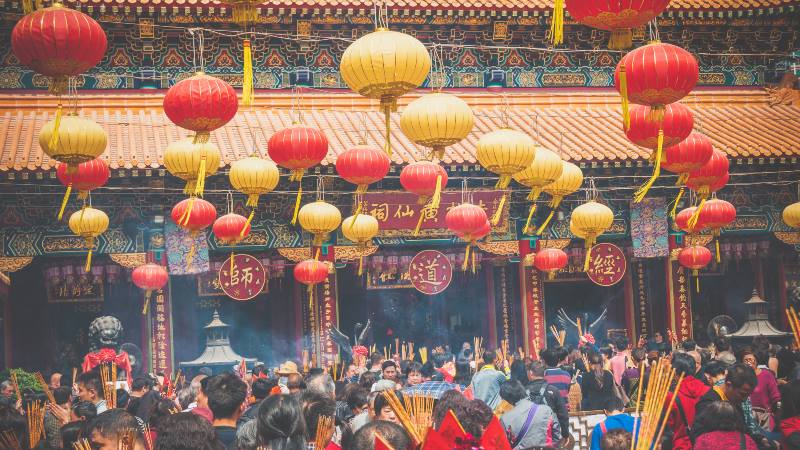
xmin=226 ymin=191 xmax=234 ymax=214
xmin=648 ymin=19 xmax=661 ymax=43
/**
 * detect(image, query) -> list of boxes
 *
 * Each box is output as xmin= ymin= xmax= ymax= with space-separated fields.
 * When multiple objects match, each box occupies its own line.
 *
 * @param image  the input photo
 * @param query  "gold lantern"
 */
xmin=513 ymin=147 xmax=563 ymax=234
xmin=536 ymin=161 xmax=584 ymax=235
xmin=298 ymin=200 xmax=343 ymax=247
xmin=163 ymin=138 xmax=221 ymax=196
xmin=569 ymin=201 xmax=614 ymax=271
xmin=39 ymin=115 xmax=107 ymax=172
xmin=342 ymin=214 xmax=380 ymax=276
xmin=784 ymin=202 xmax=800 ymax=229
xmin=68 ymin=206 xmax=109 ymax=272
xmin=339 ymin=29 xmax=431 ymax=156
xmin=399 ymin=92 xmax=474 ymax=160
xmin=229 ymin=156 xmax=280 ymax=208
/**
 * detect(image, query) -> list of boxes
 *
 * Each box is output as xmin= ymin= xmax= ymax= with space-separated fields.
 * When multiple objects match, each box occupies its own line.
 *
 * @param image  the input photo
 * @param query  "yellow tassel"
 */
xmin=535 ymin=209 xmax=556 ymax=236
xmin=349 ymin=202 xmax=363 ymax=233
xmin=550 ymin=0 xmax=564 ymax=46
xmin=382 ymin=103 xmax=392 ymax=157
xmin=414 ymin=207 xmax=426 ymax=236
xmin=633 ymin=128 xmax=663 ymax=203
xmin=308 ymin=285 xmax=314 ymax=311
xmin=231 ymin=251 xmax=236 ymax=274
xmin=85 ymin=248 xmax=93 ymax=273
xmin=527 ymin=187 xmax=542 ymax=202
xmin=677 ymin=173 xmax=689 ymax=186
xmin=462 ymin=244 xmax=471 ymax=272
xmin=696 ymin=273 xmax=700 ymax=293
xmin=48 ymin=103 xmax=63 ymax=150
xmin=496 ymin=176 xmax=511 ymax=190
xmin=549 ymin=195 xmax=563 ymax=209
xmin=291 ymin=184 xmax=303 ymax=225
xmin=241 ymin=39 xmax=254 ymax=106
xmin=430 ymin=175 xmax=443 ymax=210
xmin=314 ymin=248 xmax=321 ymax=261
xmin=715 ymin=238 xmax=721 ymax=264
xmin=358 ymin=256 xmax=364 ymax=276
xmin=523 ymin=204 xmax=537 ymax=235
xmin=687 ymin=197 xmax=706 ymax=230
xmin=193 ymin=132 xmax=210 ymax=144
xmin=491 ymin=193 xmax=506 ymax=226
xmin=619 ymin=64 xmax=630 ymax=131
xmin=142 ymin=291 xmax=151 ymax=315
xmin=58 ymin=184 xmax=72 ymax=221
xmin=548 ymin=271 xmax=556 ymax=280
xmin=241 ymin=209 xmax=254 ymax=237
xmin=648 ymin=106 xmax=665 ymax=124
xmin=356 ymin=184 xmax=368 ymax=195
xmin=670 ymin=187 xmax=685 ymax=219
xmin=471 ymin=251 xmax=476 ymax=274
xmin=583 ymin=242 xmax=592 ymax=272
xmin=432 ymin=146 xmax=445 ymax=161
xmin=608 ymin=29 xmax=633 ymax=50
xmin=184 ymin=180 xmax=196 ymax=195
xmin=246 ymin=194 xmax=259 ymax=208
xmin=22 ymin=0 xmax=32 ymax=13
xmin=194 ymin=154 xmax=207 ymax=197
xmin=179 ymin=197 xmax=196 ymax=226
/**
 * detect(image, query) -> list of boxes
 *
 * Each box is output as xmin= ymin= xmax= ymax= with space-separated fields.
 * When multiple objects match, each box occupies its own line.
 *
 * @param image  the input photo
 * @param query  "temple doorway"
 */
xmin=542 ymin=280 xmax=626 ymax=348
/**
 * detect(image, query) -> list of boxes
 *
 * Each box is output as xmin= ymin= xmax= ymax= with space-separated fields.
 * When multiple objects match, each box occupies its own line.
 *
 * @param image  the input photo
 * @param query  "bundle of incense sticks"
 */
xmin=499 ymin=340 xmax=510 ymax=364
xmin=382 ymin=391 xmax=421 ymax=445
xmin=787 ymin=307 xmax=800 ymax=349
xmin=402 ymin=393 xmax=434 ymax=439
xmin=143 ymin=424 xmax=154 ymax=450
xmin=532 ymin=339 xmax=540 ymax=360
xmin=473 ymin=336 xmax=484 ymax=369
xmin=314 ymin=415 xmax=335 ymax=449
xmin=370 ymin=344 xmax=377 ymax=354
xmin=518 ymin=347 xmax=525 ymax=359
xmin=401 ymin=343 xmax=407 ymax=361
xmin=419 ymin=347 xmax=428 ymax=364
xmin=119 ymin=427 xmax=136 ymax=450
xmin=408 ymin=342 xmax=414 ymax=362
xmin=383 ymin=346 xmax=389 ymax=361
xmin=34 ymin=372 xmax=56 ymax=405
xmin=631 ymin=358 xmax=685 ymax=450
xmin=72 ymin=438 xmax=92 ymax=450
xmin=9 ymin=372 xmax=21 ymax=403
xmin=576 ymin=317 xmax=583 ymax=337
xmin=27 ymin=400 xmax=45 ymax=449
xmin=550 ymin=325 xmax=566 ymax=347
xmin=302 ymin=349 xmax=310 ymax=373
xmin=99 ymin=364 xmax=118 ymax=409
xmin=0 ymin=430 xmax=21 ymax=450
xmin=338 ymin=360 xmax=346 ymax=382
xmin=395 ymin=338 xmax=400 ymax=357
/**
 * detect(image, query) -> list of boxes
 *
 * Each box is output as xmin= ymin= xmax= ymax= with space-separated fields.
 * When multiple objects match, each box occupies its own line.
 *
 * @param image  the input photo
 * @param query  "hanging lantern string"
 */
xmin=500 ymin=94 xmax=510 ymax=128
xmin=189 ymin=28 xmax=198 ymax=73
xmin=372 ymin=0 xmax=389 ymax=30
xmin=68 ymin=77 xmax=80 ymax=114
xmin=226 ymin=190 xmax=234 ymax=214
xmin=429 ymin=43 xmax=446 ymax=91
xmin=533 ymin=114 xmax=541 ymax=143
xmin=586 ymin=177 xmax=598 ymax=202
xmin=198 ymin=29 xmax=206 ymax=72
xmin=316 ymin=175 xmax=325 ymax=201
xmin=460 ymin=178 xmax=468 ymax=204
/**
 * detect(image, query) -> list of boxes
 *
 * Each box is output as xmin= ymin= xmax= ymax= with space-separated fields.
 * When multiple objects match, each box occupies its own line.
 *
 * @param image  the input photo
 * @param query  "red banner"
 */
xmin=361 ymin=190 xmax=508 ymax=236
xmin=150 ymin=286 xmax=173 ymax=375
xmin=667 ymin=260 xmax=693 ymax=342
xmin=523 ymin=266 xmax=547 ymax=356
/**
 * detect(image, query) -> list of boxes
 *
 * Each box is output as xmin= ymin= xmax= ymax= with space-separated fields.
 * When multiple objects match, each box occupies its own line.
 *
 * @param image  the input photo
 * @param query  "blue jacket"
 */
xmin=471 ymin=365 xmax=507 ymax=409
xmin=590 ymin=413 xmax=637 ymax=450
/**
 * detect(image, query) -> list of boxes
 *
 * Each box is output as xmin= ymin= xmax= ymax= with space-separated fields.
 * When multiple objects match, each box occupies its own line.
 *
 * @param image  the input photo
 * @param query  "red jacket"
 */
xmin=665 ymin=376 xmax=710 ymax=450
xmin=781 ymin=416 xmax=800 ymax=449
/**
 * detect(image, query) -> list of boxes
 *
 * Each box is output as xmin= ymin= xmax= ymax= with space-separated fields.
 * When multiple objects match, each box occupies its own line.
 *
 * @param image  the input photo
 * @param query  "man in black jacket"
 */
xmin=237 ymin=378 xmax=274 ymax=426
xmin=526 ymin=360 xmax=570 ymax=444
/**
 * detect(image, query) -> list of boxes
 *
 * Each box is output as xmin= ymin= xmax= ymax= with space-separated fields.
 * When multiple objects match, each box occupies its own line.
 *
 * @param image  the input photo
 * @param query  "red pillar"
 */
xmin=623 ymin=263 xmax=636 ymax=343
xmin=519 ymin=240 xmax=546 ymax=357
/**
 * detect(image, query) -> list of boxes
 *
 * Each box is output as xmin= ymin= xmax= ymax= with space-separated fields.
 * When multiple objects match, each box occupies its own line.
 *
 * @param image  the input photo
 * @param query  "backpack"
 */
xmin=530 ymin=383 xmax=548 ymax=406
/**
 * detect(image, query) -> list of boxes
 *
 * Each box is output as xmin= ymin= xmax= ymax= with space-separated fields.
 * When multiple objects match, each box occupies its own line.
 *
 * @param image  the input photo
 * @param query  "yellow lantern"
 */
xmin=39 ymin=115 xmax=107 ymax=172
xmin=513 ymin=147 xmax=563 ymax=234
xmin=536 ymin=161 xmax=584 ymax=235
xmin=163 ymin=138 xmax=221 ymax=196
xmin=339 ymin=29 xmax=431 ymax=156
xmin=68 ymin=207 xmax=109 ymax=272
xmin=784 ymin=202 xmax=800 ymax=229
xmin=569 ymin=201 xmax=614 ymax=271
xmin=342 ymin=214 xmax=380 ymax=276
xmin=400 ymin=92 xmax=474 ymax=160
xmin=298 ymin=200 xmax=343 ymax=247
xmin=229 ymin=156 xmax=280 ymax=208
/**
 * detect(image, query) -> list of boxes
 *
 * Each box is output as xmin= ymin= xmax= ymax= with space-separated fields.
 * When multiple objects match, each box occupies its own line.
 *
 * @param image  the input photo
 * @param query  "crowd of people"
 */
xmin=1 ymin=332 xmax=800 ymax=449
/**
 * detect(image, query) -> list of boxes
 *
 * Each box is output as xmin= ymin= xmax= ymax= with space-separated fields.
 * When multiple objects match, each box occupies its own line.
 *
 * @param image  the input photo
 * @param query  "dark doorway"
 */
xmin=542 ymin=280 xmax=626 ymax=347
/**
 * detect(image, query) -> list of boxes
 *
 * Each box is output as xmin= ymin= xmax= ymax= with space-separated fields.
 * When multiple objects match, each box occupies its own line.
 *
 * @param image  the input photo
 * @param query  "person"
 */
xmin=71 ymin=400 xmax=98 ymax=423
xmin=526 ymin=360 xmax=569 ymax=440
xmin=372 ymin=392 xmax=399 ymax=424
xmin=647 ymin=331 xmax=669 ymax=354
xmin=459 ymin=399 xmax=495 ymax=439
xmin=205 ymin=373 xmax=247 ymax=447
xmin=746 ymin=349 xmax=781 ymax=431
xmin=664 ymin=352 xmax=709 ymax=450
xmin=369 ymin=353 xmax=384 ymax=375
xmin=495 ymin=378 xmax=525 ymax=417
xmin=358 ymin=372 xmax=377 ymax=392
xmin=590 ymin=397 xmax=637 ymax=450
xmin=621 ymin=348 xmax=645 ymax=406
xmin=44 ymin=386 xmax=72 ymax=448
xmin=306 ymin=373 xmax=336 ymax=400
xmin=61 ymin=421 xmax=85 ymax=450
xmin=239 ymin=378 xmax=273 ymax=426
xmin=236 ymin=420 xmax=259 ymax=450
xmin=581 ymin=353 xmax=615 ymax=411
xmin=541 ymin=347 xmax=571 ymax=404
xmin=256 ymin=394 xmax=306 ymax=450
xmin=692 ymin=363 xmax=765 ymax=445
xmin=0 ymin=381 xmax=14 ymax=400
xmin=49 ymin=372 xmax=62 ymax=390
xmin=609 ymin=336 xmax=630 ymax=386
xmin=300 ymin=391 xmax=338 ymax=449
xmin=286 ymin=373 xmax=305 ymax=394
xmin=470 ymin=349 xmax=507 ymax=409
xmin=154 ymin=412 xmax=225 ymax=450
xmin=500 ymin=380 xmax=560 ymax=449
xmin=780 ymin=380 xmax=800 ymax=448
xmin=703 ymin=359 xmax=729 ymax=387
xmin=405 ymin=362 xmax=423 ymax=387
xmin=693 ymin=400 xmax=757 ymax=450
xmin=381 ymin=361 xmax=398 ymax=382
xmin=191 ymin=376 xmax=214 ymax=424
xmin=76 ymin=370 xmax=107 ymax=413
xmin=345 ymin=387 xmax=370 ymax=433
xmin=508 ymin=360 xmax=527 ymax=386
xmin=600 ymin=429 xmax=632 ymax=450
xmin=89 ymin=409 xmax=146 ymax=450
xmin=344 ymin=420 xmax=411 ymax=450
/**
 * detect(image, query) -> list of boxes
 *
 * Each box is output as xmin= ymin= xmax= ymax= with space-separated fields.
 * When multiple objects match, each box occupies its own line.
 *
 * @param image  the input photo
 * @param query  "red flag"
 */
xmin=421 ymin=428 xmax=453 ymax=450
xmin=438 ymin=410 xmax=467 ymax=444
xmin=478 ymin=416 xmax=512 ymax=450
xmin=374 ymin=432 xmax=395 ymax=450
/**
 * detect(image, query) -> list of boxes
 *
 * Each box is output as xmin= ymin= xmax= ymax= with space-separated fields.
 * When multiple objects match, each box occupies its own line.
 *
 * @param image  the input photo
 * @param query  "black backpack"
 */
xmin=530 ymin=383 xmax=548 ymax=405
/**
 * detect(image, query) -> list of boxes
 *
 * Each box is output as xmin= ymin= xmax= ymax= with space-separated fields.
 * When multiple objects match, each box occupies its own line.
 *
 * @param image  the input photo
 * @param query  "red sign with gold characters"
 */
xmin=409 ymin=250 xmax=453 ymax=295
xmin=218 ymin=254 xmax=267 ymax=301
xmin=586 ymin=243 xmax=627 ymax=286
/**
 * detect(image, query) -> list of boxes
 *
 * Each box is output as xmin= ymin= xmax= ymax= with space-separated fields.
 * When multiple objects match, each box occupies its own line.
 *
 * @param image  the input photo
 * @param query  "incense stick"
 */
xmin=419 ymin=347 xmax=428 ymax=364
xmin=100 ymin=364 xmax=118 ymax=409
xmin=71 ymin=368 xmax=78 ymax=389
xmin=27 ymin=400 xmax=45 ymax=449
xmin=382 ymin=390 xmax=422 ymax=445
xmin=633 ymin=358 xmax=684 ymax=450
xmin=9 ymin=372 xmax=21 ymax=403
xmin=402 ymin=393 xmax=434 ymax=440
xmin=0 ymin=430 xmax=21 ymax=450
xmin=119 ymin=427 xmax=137 ymax=450
xmin=143 ymin=424 xmax=154 ymax=450
xmin=34 ymin=372 xmax=56 ymax=405
xmin=314 ymin=416 xmax=334 ymax=449
xmin=72 ymin=438 xmax=92 ymax=450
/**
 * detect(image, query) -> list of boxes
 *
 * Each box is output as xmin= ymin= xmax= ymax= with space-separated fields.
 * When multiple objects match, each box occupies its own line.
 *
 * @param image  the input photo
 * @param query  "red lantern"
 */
xmin=213 ymin=213 xmax=251 ymax=246
xmin=294 ymin=259 xmax=329 ymax=302
xmin=171 ymin=198 xmax=217 ymax=232
xmin=335 ymin=145 xmax=391 ymax=193
xmin=534 ymin=248 xmax=568 ymax=279
xmin=555 ymin=0 xmax=671 ymax=49
xmin=12 ymin=4 xmax=107 ymax=94
xmin=662 ymin=132 xmax=714 ymax=184
xmin=696 ymin=198 xmax=736 ymax=263
xmin=685 ymin=149 xmax=729 ymax=228
xmin=267 ymin=124 xmax=329 ymax=224
xmin=131 ymin=263 xmax=169 ymax=314
xmin=625 ymin=103 xmax=693 ymax=151
xmin=447 ymin=203 xmax=488 ymax=271
xmin=163 ymin=73 xmax=238 ymax=143
xmin=55 ymin=158 xmax=110 ymax=220
xmin=675 ymin=207 xmax=706 ymax=234
xmin=678 ymin=245 xmax=712 ymax=292
xmin=401 ymin=161 xmax=449 ymax=235
xmin=614 ymin=43 xmax=698 ymax=128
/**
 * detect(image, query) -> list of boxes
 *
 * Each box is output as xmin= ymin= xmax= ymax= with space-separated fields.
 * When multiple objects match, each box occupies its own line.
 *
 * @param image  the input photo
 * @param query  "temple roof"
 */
xmin=1 ymin=88 xmax=798 ymax=171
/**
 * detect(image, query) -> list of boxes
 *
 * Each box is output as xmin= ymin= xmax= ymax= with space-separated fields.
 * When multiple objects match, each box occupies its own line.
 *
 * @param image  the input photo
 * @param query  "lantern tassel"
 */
xmin=22 ymin=0 xmax=32 ymax=13
xmin=193 ymin=132 xmax=210 ymax=144
xmin=548 ymin=195 xmax=563 ymax=209
xmin=432 ymin=146 xmax=445 ymax=161
xmin=715 ymin=238 xmax=721 ymax=264
xmin=535 ymin=209 xmax=556 ymax=236
xmin=314 ymin=247 xmax=321 ymax=261
xmin=619 ymin=64 xmax=630 ymax=131
xmin=550 ymin=0 xmax=564 ymax=46
xmin=308 ymin=285 xmax=314 ymax=311
xmin=431 ymin=175 xmax=443 ymax=210
xmin=179 ymin=197 xmax=196 ymax=226
xmin=291 ymin=184 xmax=303 ymax=225
xmin=413 ymin=207 xmax=426 ymax=236
xmin=696 ymin=272 xmax=700 ymax=293
xmin=349 ymin=201 xmax=363 ymax=233
xmin=687 ymin=197 xmax=706 ymax=230
xmin=491 ymin=193 xmax=507 ymax=226
xmin=583 ymin=242 xmax=592 ymax=272
xmin=380 ymin=100 xmax=394 ymax=157
xmin=241 ymin=209 xmax=254 ymax=237
xmin=194 ymin=154 xmax=207 ymax=197
xmin=670 ymin=187 xmax=685 ymax=219
xmin=609 ymin=29 xmax=633 ymax=50
xmin=527 ymin=187 xmax=542 ymax=202
xmin=548 ymin=271 xmax=556 ymax=280
xmin=523 ymin=204 xmax=537 ymax=235
xmin=471 ymin=251 xmax=476 ymax=274
xmin=58 ymin=184 xmax=72 ymax=221
xmin=231 ymin=251 xmax=236 ymax=274
xmin=246 ymin=194 xmax=259 ymax=208
xmin=462 ymin=244 xmax=471 ymax=272
xmin=85 ymin=248 xmax=93 ymax=273
xmin=242 ymin=39 xmax=254 ymax=106
xmin=184 ymin=180 xmax=196 ymax=195
xmin=358 ymin=256 xmax=364 ymax=276
xmin=495 ymin=176 xmax=512 ymax=190
xmin=48 ymin=102 xmax=63 ymax=150
xmin=142 ymin=291 xmax=152 ymax=315
xmin=633 ymin=128 xmax=663 ymax=203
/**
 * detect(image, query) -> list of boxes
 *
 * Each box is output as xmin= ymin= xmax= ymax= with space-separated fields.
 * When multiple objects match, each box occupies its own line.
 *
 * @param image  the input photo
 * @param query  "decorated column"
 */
xmin=146 ymin=226 xmax=174 ymax=375
xmin=315 ymin=246 xmax=339 ymax=367
xmin=666 ymin=259 xmax=693 ymax=341
xmin=633 ymin=261 xmax=652 ymax=341
xmin=519 ymin=239 xmax=546 ymax=356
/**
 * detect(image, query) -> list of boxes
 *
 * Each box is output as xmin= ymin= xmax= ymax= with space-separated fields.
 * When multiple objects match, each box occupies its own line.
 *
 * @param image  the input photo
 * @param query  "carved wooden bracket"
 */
xmin=0 ymin=256 xmax=33 ymax=272
xmin=109 ymin=253 xmax=146 ymax=269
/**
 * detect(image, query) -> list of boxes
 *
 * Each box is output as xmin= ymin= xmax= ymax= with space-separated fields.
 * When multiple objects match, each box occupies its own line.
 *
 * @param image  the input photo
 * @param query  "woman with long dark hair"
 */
xmin=257 ymin=394 xmax=307 ymax=450
xmin=580 ymin=353 xmax=615 ymax=411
